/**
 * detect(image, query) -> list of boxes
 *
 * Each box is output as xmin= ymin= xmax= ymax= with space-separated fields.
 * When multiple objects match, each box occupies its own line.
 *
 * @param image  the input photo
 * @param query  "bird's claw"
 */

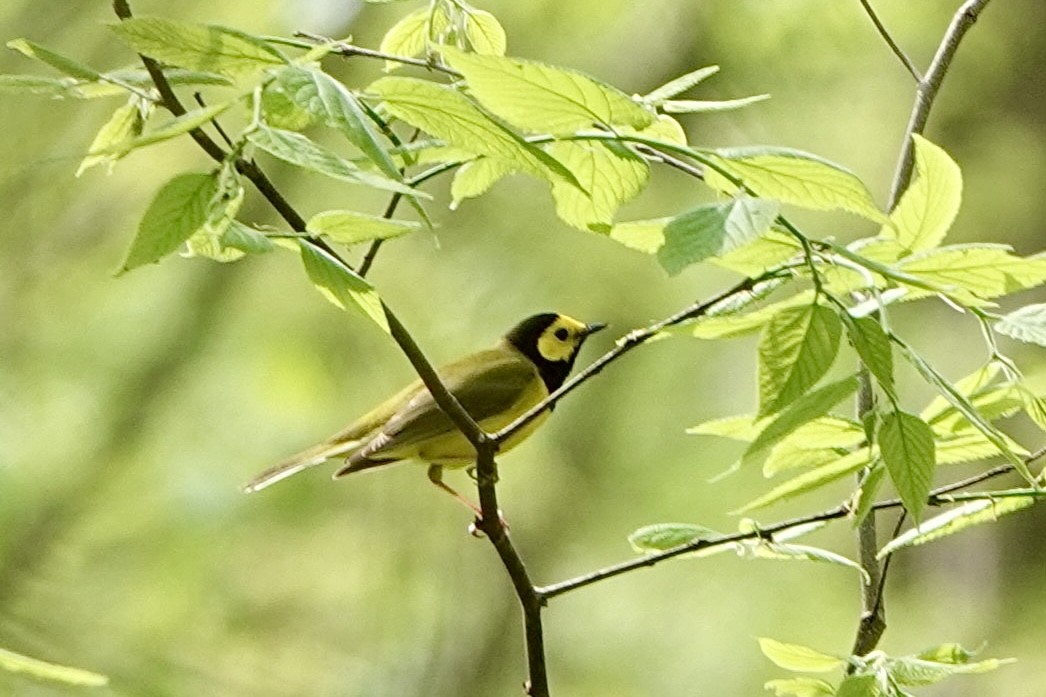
xmin=467 ymin=509 xmax=509 ymax=537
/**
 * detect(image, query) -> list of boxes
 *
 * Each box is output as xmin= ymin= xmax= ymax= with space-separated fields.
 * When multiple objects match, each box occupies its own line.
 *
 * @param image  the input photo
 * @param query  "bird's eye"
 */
xmin=554 ymin=328 xmax=569 ymax=341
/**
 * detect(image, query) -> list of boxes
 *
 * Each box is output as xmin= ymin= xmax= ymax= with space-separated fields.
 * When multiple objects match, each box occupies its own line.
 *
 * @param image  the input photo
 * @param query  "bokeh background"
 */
xmin=2 ymin=1 xmax=1044 ymax=695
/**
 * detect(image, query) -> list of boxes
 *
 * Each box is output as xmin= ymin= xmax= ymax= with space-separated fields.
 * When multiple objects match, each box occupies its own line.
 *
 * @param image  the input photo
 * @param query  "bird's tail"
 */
xmin=242 ymin=439 xmax=361 ymax=493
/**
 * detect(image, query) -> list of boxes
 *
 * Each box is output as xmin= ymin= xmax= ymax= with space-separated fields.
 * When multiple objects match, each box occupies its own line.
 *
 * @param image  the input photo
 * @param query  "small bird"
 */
xmin=243 ymin=313 xmax=606 ymax=514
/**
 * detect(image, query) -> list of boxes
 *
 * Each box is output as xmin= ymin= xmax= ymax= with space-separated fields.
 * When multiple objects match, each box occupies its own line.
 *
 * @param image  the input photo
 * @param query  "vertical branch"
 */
xmin=849 ymin=0 xmax=993 ymax=659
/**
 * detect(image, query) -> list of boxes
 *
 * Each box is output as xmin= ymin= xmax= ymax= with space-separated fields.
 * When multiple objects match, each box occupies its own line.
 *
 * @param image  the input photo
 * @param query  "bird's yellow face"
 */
xmin=536 ymin=315 xmax=593 ymax=362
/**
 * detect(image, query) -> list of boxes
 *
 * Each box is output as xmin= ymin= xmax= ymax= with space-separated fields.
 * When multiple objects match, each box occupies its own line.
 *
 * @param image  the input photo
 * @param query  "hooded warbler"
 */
xmin=243 ymin=313 xmax=605 ymax=512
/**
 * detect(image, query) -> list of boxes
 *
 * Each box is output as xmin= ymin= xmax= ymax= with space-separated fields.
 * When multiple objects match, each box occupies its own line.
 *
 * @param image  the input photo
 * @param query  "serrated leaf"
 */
xmin=878 ymin=495 xmax=1037 ymax=558
xmin=661 ymin=94 xmax=770 ymax=114
xmin=441 ymin=47 xmax=654 ymax=134
xmin=306 ymin=210 xmax=421 ymax=245
xmin=462 ymin=9 xmax=507 ymax=56
xmin=641 ymin=66 xmax=719 ymax=105
xmin=1015 ymin=382 xmax=1046 ymax=432
xmin=846 ymin=317 xmax=895 ymax=396
xmin=658 ymin=197 xmax=780 ymax=275
xmin=884 ymin=134 xmax=962 ymax=254
xmin=737 ymin=449 xmax=873 ymax=513
xmin=764 ymin=417 xmax=866 ymax=476
xmin=120 ymin=172 xmax=217 ymax=273
xmin=247 ymin=125 xmax=419 ymax=195
xmin=100 ymin=102 xmax=229 ymax=157
xmin=936 ymin=430 xmax=1027 ymax=464
xmin=758 ymin=638 xmax=844 ymax=673
xmin=743 ymin=375 xmax=860 ymax=470
xmin=897 ymin=244 xmax=1046 ymax=300
xmin=712 ymin=229 xmax=801 ymax=275
xmin=259 ymin=79 xmax=315 ymax=131
xmin=379 ymin=8 xmax=431 ymax=67
xmin=706 ymin=147 xmax=886 ymax=224
xmin=110 ymin=18 xmax=285 ymax=78
xmin=77 ymin=100 xmax=143 ymax=175
xmin=628 ymin=523 xmax=720 ymax=553
xmin=745 ymin=541 xmax=870 ymax=582
xmin=0 ymin=74 xmax=82 ymax=96
xmin=887 ymin=655 xmax=1012 ymax=686
xmin=920 ymin=363 xmax=1002 ymax=426
xmin=916 ymin=643 xmax=976 ymax=665
xmin=185 ymin=182 xmax=246 ymax=262
xmin=450 ymin=157 xmax=516 ymax=206
xmin=688 ymin=414 xmax=767 ymax=441
xmin=221 ymin=221 xmax=274 ymax=254
xmin=852 ymin=463 xmax=886 ymax=527
xmin=996 ymin=303 xmax=1046 ymax=346
xmin=298 ymin=241 xmax=388 ymax=331
xmin=763 ymin=677 xmax=835 ymax=697
xmin=758 ymin=304 xmax=842 ymax=416
xmin=607 ymin=218 xmax=669 ymax=254
xmin=835 ymin=674 xmax=878 ymax=697
xmin=548 ymin=140 xmax=649 ymax=232
xmin=879 ymin=410 xmax=936 ymax=520
xmin=0 ymin=647 xmax=107 ymax=687
xmin=368 ymin=76 xmax=575 ymax=184
xmin=7 ymin=38 xmax=103 ymax=81
xmin=273 ymin=67 xmax=406 ymax=186
xmin=684 ymin=291 xmax=815 ymax=340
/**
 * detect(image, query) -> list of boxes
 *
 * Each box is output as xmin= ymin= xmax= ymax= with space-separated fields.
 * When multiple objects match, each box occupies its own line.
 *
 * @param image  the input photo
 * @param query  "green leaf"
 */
xmin=835 ymin=674 xmax=878 ymax=697
xmin=852 ymin=464 xmax=886 ymax=527
xmin=100 ymin=102 xmax=229 ymax=157
xmin=687 ymin=414 xmax=767 ymax=441
xmin=763 ymin=677 xmax=835 ymax=697
xmin=683 ymin=291 xmax=815 ymax=341
xmin=120 ymin=172 xmax=217 ymax=273
xmin=0 ymin=647 xmax=107 ymax=687
xmin=916 ymin=643 xmax=976 ymax=665
xmin=640 ymin=65 xmax=720 ymax=105
xmin=298 ymin=241 xmax=389 ymax=331
xmin=763 ymin=417 xmax=866 ymax=476
xmin=259 ymin=79 xmax=315 ymax=131
xmin=745 ymin=541 xmax=869 ymax=582
xmin=221 ymin=221 xmax=274 ymax=254
xmin=368 ymin=76 xmax=576 ymax=184
xmin=713 ymin=229 xmax=802 ymax=275
xmin=441 ymin=47 xmax=654 ymax=134
xmin=758 ymin=638 xmax=844 ymax=673
xmin=548 ymin=140 xmax=649 ymax=232
xmin=758 ymin=303 xmax=843 ymax=416
xmin=706 ymin=147 xmax=887 ymax=223
xmin=7 ymin=38 xmax=104 ymax=81
xmin=742 ymin=376 xmax=860 ymax=470
xmin=878 ymin=495 xmax=1037 ymax=558
xmin=77 ymin=100 xmax=144 ymax=175
xmin=0 ymin=74 xmax=83 ymax=97
xmin=657 ymin=197 xmax=780 ymax=275
xmin=887 ymin=654 xmax=1012 ymax=686
xmin=661 ymin=94 xmax=770 ymax=114
xmin=628 ymin=523 xmax=720 ymax=553
xmin=936 ymin=430 xmax=1027 ymax=464
xmin=883 ymin=134 xmax=962 ymax=254
xmin=920 ymin=363 xmax=1003 ymax=427
xmin=306 ymin=210 xmax=422 ymax=245
xmin=110 ymin=18 xmax=285 ymax=78
xmin=272 ymin=67 xmax=408 ymax=187
xmin=846 ymin=317 xmax=895 ymax=396
xmin=450 ymin=157 xmax=516 ymax=206
xmin=379 ymin=8 xmax=431 ymax=66
xmin=247 ymin=125 xmax=420 ymax=195
xmin=996 ymin=303 xmax=1046 ymax=346
xmin=185 ymin=181 xmax=246 ymax=262
xmin=461 ymin=9 xmax=508 ymax=56
xmin=897 ymin=244 xmax=1046 ymax=301
xmin=879 ymin=410 xmax=936 ymax=520
xmin=737 ymin=449 xmax=872 ymax=513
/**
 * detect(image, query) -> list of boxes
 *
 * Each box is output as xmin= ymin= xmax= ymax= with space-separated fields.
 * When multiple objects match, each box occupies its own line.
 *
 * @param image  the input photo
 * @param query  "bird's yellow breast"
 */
xmin=413 ymin=375 xmax=551 ymax=467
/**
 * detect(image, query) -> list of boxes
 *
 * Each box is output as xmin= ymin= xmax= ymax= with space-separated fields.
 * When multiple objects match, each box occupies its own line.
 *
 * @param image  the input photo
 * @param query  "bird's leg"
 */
xmin=426 ymin=464 xmax=508 ymax=536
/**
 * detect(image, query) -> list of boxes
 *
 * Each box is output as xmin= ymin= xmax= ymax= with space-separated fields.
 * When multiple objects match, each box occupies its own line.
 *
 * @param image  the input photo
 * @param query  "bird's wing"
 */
xmin=353 ymin=349 xmax=538 ymax=460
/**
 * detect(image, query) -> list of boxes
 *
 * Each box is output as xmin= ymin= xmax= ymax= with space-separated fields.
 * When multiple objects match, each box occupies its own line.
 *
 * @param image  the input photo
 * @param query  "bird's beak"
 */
xmin=582 ymin=322 xmax=608 ymax=337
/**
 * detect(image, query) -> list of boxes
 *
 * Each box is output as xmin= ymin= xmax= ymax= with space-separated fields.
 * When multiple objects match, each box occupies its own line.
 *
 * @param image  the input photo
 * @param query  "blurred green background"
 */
xmin=2 ymin=1 xmax=1044 ymax=695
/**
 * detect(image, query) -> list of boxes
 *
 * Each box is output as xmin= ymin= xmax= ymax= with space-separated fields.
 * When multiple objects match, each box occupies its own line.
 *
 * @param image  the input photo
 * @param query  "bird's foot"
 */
xmin=468 ymin=509 xmax=509 ymax=537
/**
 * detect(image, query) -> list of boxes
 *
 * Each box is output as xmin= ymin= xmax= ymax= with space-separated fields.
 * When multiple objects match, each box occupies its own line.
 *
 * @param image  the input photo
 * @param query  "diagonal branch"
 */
xmin=857 ymin=0 xmax=922 ymax=82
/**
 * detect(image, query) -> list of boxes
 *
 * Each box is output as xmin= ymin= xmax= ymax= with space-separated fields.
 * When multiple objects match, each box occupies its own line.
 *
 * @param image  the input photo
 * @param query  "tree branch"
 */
xmin=857 ymin=0 xmax=922 ymax=82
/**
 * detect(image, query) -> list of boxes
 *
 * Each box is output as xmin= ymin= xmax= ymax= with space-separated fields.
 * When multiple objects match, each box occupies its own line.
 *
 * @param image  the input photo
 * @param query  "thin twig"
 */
xmin=292 ymin=31 xmax=463 ymax=77
xmin=857 ymin=0 xmax=922 ymax=82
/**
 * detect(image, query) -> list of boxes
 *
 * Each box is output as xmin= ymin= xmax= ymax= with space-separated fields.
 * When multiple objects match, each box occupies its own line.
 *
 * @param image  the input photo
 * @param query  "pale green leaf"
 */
xmin=888 ymin=655 xmax=1011 ymax=687
xmin=220 ymin=221 xmax=274 ymax=254
xmin=846 ymin=317 xmax=895 ymax=396
xmin=763 ymin=417 xmax=865 ymax=476
xmin=259 ymin=79 xmax=316 ymax=131
xmin=298 ymin=241 xmax=389 ymax=331
xmin=685 ymin=291 xmax=815 ymax=340
xmin=920 ymin=363 xmax=1003 ymax=426
xmin=247 ymin=125 xmax=419 ymax=195
xmin=916 ymin=643 xmax=976 ymax=665
xmin=441 ymin=47 xmax=654 ymax=134
xmin=737 ymin=449 xmax=873 ymax=513
xmin=607 ymin=218 xmax=669 ymax=254
xmin=120 ymin=172 xmax=217 ymax=273
xmin=110 ymin=18 xmax=285 ymax=78
xmin=879 ymin=410 xmax=936 ymax=520
xmin=632 ymin=113 xmax=688 ymax=145
xmin=628 ymin=523 xmax=720 ymax=553
xmin=0 ymin=647 xmax=107 ymax=687
xmin=687 ymin=414 xmax=766 ymax=441
xmin=185 ymin=182 xmax=246 ymax=262
xmin=712 ymin=229 xmax=802 ymax=276
xmin=100 ymin=103 xmax=228 ymax=156
xmin=7 ymin=38 xmax=103 ymax=81
xmin=707 ymin=147 xmax=887 ymax=223
xmin=897 ymin=244 xmax=1046 ymax=300
xmin=996 ymin=303 xmax=1046 ymax=346
xmin=77 ymin=100 xmax=143 ymax=175
xmin=883 ymin=134 xmax=962 ymax=254
xmin=745 ymin=542 xmax=869 ymax=582
xmin=306 ymin=210 xmax=422 ymax=245
xmin=548 ymin=140 xmax=649 ymax=232
xmin=835 ymin=675 xmax=878 ymax=697
xmin=763 ymin=677 xmax=835 ymax=697
xmin=0 ymin=74 xmax=83 ymax=97
xmin=936 ymin=430 xmax=1027 ymax=464
xmin=878 ymin=495 xmax=1037 ymax=558
xmin=368 ymin=76 xmax=575 ymax=183
xmin=462 ymin=9 xmax=507 ymax=56
xmin=852 ymin=463 xmax=886 ymax=527
xmin=661 ymin=94 xmax=770 ymax=114
xmin=758 ymin=638 xmax=844 ymax=673
xmin=742 ymin=376 xmax=860 ymax=469
xmin=1015 ymin=383 xmax=1046 ymax=431
xmin=758 ymin=303 xmax=842 ymax=416
xmin=379 ymin=8 xmax=430 ymax=67
xmin=451 ymin=157 xmax=516 ymax=206
xmin=658 ymin=197 xmax=780 ymax=275
xmin=641 ymin=66 xmax=719 ymax=105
